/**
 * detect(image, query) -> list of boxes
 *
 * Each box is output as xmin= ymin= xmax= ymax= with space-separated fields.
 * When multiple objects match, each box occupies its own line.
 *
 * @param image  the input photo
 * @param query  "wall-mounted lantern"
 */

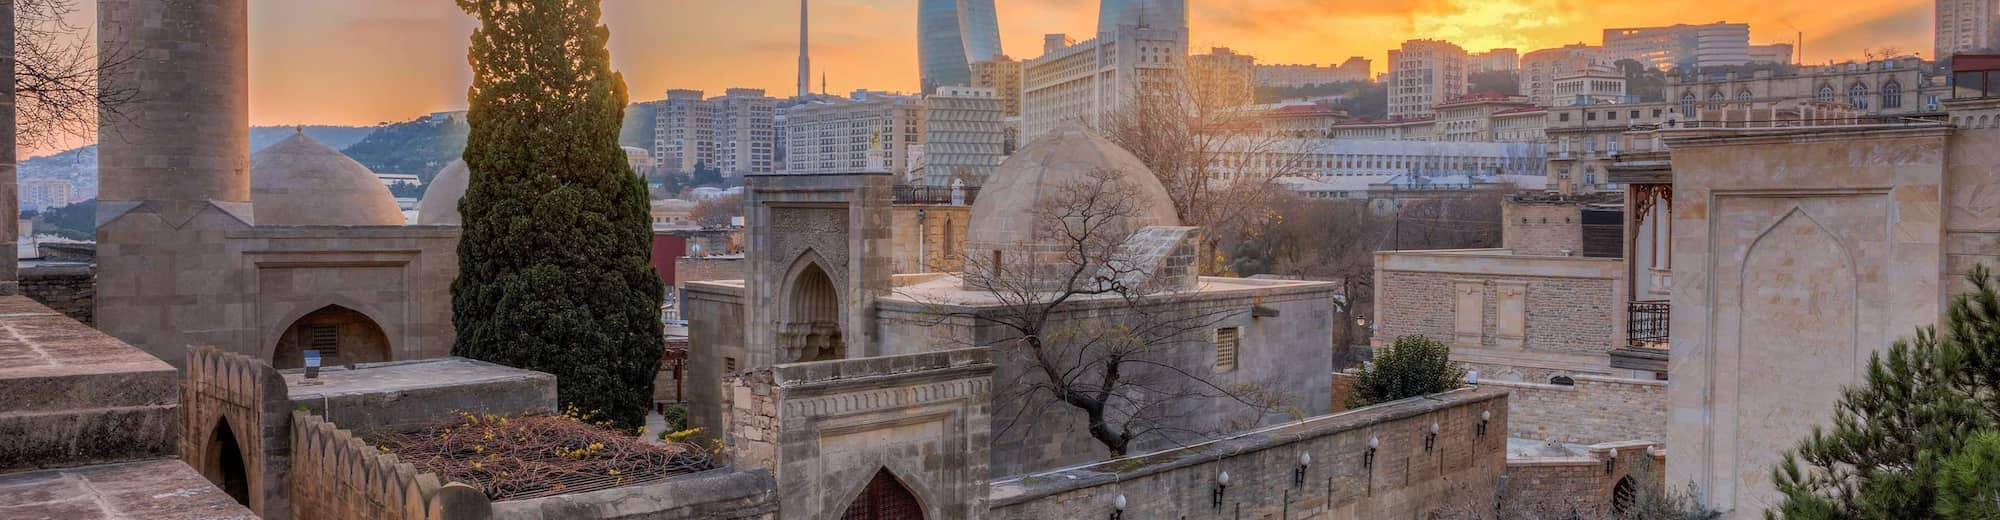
xmin=1424 ymin=423 xmax=1440 ymax=452
xmin=1365 ymin=436 xmax=1379 ymax=468
xmin=1605 ymin=448 xmax=1618 ymax=474
xmin=1294 ymin=452 xmax=1312 ymax=486
xmin=1212 ymin=471 xmax=1230 ymax=508
xmin=1110 ymin=494 xmax=1126 ymax=520
xmin=1477 ymin=410 xmax=1491 ymax=437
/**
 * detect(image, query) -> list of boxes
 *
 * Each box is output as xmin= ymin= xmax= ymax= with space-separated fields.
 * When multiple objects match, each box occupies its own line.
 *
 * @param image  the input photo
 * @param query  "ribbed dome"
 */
xmin=417 ymin=160 xmax=468 ymax=226
xmin=250 ymin=132 xmax=404 ymax=227
xmin=965 ymin=126 xmax=1179 ymax=252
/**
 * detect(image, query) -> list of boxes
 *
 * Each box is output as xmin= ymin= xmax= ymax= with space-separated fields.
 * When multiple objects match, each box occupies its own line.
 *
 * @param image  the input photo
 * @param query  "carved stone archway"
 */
xmin=778 ymin=251 xmax=845 ymax=362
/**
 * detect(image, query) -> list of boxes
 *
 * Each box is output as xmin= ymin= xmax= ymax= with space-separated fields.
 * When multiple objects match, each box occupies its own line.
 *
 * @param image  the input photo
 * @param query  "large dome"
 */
xmin=417 ymin=160 xmax=468 ymax=225
xmin=965 ymin=125 xmax=1179 ymax=253
xmin=250 ymin=132 xmax=404 ymax=227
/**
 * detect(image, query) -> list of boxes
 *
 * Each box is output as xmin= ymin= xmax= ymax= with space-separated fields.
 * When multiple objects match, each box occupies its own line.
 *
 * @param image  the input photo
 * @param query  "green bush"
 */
xmin=1936 ymin=430 xmax=2000 ymax=519
xmin=1345 ymin=335 xmax=1465 ymax=408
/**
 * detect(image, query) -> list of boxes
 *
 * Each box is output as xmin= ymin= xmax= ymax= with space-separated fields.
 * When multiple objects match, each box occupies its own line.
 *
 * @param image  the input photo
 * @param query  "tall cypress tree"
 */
xmin=452 ymin=0 xmax=662 ymax=430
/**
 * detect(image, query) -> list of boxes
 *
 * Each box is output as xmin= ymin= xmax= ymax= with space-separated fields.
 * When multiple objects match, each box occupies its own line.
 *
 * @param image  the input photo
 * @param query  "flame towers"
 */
xmin=918 ymin=0 xmax=1001 ymax=94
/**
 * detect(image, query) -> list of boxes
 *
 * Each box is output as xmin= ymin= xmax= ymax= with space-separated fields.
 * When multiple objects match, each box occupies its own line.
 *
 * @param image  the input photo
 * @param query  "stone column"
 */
xmin=96 ymin=0 xmax=255 ymax=366
xmin=0 ymin=0 xmax=18 ymax=295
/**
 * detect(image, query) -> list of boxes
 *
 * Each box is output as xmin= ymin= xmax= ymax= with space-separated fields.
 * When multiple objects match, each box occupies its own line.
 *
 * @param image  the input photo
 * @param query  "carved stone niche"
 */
xmin=779 ymin=322 xmax=844 ymax=363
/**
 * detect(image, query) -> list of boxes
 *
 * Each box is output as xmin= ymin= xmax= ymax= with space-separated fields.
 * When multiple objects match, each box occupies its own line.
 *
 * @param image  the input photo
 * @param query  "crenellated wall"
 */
xmin=180 ymin=346 xmax=294 ymax=518
xmin=287 ymin=411 xmax=490 ymax=520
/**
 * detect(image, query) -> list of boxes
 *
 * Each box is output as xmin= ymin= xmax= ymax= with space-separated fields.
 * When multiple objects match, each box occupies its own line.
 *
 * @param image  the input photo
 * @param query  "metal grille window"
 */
xmin=306 ymin=325 xmax=338 ymax=356
xmin=1215 ymin=327 xmax=1240 ymax=372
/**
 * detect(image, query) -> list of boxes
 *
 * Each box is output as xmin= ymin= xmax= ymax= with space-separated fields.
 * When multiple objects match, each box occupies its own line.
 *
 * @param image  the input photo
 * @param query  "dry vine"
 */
xmin=373 ymin=408 xmax=714 ymax=500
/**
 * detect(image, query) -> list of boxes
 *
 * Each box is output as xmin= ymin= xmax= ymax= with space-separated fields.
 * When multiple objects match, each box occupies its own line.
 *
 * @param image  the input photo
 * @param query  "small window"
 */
xmin=1550 ymin=375 xmax=1575 ymax=386
xmin=306 ymin=325 xmax=338 ymax=356
xmin=1214 ymin=327 xmax=1240 ymax=372
xmin=724 ymin=357 xmax=738 ymax=373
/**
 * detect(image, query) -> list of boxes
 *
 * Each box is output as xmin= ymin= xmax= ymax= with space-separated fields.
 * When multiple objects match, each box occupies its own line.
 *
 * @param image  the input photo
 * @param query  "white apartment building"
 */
xmin=1552 ymin=69 xmax=1629 ymax=106
xmin=918 ymin=86 xmax=1006 ymax=186
xmin=1190 ymin=47 xmax=1257 ymax=106
xmin=1435 ymin=93 xmax=1536 ymax=142
xmin=783 ymin=96 xmax=927 ymax=176
xmin=20 ymin=179 xmax=74 ymax=212
xmin=1020 ymin=25 xmax=1188 ymax=141
xmin=1387 ymin=39 xmax=1468 ymax=119
xmin=652 ymin=88 xmax=777 ymax=177
xmin=1937 ymin=0 xmax=1997 ymax=60
xmin=1470 ymin=48 xmax=1519 ymax=73
xmin=1214 ymin=137 xmax=1546 ymax=184
xmin=1604 ymin=22 xmax=1751 ymax=71
xmin=1669 ymin=56 xmax=1947 ymax=118
xmin=1521 ymin=44 xmax=1608 ymax=106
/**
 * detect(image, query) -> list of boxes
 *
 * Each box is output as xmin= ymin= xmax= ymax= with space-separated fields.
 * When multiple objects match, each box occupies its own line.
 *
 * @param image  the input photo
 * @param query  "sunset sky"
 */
xmin=43 ymin=0 xmax=1930 ymax=155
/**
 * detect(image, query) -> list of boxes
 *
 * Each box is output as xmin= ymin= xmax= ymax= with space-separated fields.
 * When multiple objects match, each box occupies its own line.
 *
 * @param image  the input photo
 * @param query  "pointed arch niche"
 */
xmin=272 ymin=305 xmax=391 ymax=369
xmin=778 ymin=251 xmax=846 ymax=362
xmin=838 ymin=469 xmax=925 ymax=520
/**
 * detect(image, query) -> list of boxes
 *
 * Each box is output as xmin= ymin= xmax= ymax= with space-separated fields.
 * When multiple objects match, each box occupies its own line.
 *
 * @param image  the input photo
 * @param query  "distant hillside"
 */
xmin=340 ymin=114 xmax=469 ymax=184
xmin=19 ymin=125 xmax=378 ymax=201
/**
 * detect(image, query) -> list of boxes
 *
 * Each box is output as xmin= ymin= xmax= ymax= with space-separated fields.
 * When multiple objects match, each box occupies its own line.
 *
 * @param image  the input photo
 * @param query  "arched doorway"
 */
xmin=204 ymin=418 xmax=250 ymax=506
xmin=839 ymin=469 xmax=923 ymax=520
xmin=1611 ymin=475 xmax=1637 ymax=515
xmin=778 ymin=261 xmax=844 ymax=362
xmin=273 ymin=305 xmax=391 ymax=369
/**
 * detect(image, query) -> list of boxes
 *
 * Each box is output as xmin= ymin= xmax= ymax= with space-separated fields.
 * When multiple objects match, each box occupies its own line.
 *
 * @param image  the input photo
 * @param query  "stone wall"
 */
xmin=1375 ymin=249 xmax=1624 ymax=381
xmin=181 ymin=346 xmax=293 ymax=518
xmin=725 ymin=347 xmax=996 ymax=519
xmin=1500 ymin=442 xmax=1666 ymax=518
xmin=19 ymin=264 xmax=93 ymax=324
xmin=0 ymin=296 xmax=176 ymax=473
xmin=672 ymin=256 xmax=744 ymax=290
xmin=490 ymin=469 xmax=778 ymax=520
xmin=287 ymin=411 xmax=490 ymax=520
xmin=1480 ymin=376 xmax=1666 ymax=444
xmin=989 ymin=389 xmax=1509 ymax=520
xmin=889 ymin=204 xmax=969 ymax=274
xmin=1503 ymin=200 xmax=1584 ymax=256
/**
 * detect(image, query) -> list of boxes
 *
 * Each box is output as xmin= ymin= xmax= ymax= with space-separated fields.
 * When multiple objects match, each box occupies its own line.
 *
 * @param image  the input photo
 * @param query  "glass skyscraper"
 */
xmin=1096 ymin=0 xmax=1187 ymax=35
xmin=918 ymin=0 xmax=1001 ymax=94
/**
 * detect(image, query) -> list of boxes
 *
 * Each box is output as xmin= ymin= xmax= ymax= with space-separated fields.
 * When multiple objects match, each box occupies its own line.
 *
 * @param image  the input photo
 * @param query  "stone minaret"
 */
xmin=0 ymin=0 xmax=18 ymax=296
xmin=797 ymin=0 xmax=810 ymax=99
xmin=96 ymin=0 xmax=255 ymax=365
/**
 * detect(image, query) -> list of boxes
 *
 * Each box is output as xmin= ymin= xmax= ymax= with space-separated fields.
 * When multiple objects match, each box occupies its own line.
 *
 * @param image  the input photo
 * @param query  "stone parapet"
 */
xmin=0 ymin=296 xmax=177 ymax=472
xmin=1479 ymin=376 xmax=1666 ymax=444
xmin=18 ymin=263 xmax=93 ymax=325
xmin=288 ymin=411 xmax=487 ymax=520
xmin=989 ymin=388 xmax=1509 ymax=519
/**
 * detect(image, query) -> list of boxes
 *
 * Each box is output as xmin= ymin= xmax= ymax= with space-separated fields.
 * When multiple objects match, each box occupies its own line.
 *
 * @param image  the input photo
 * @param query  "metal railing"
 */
xmin=892 ymin=185 xmax=980 ymax=206
xmin=1628 ymin=300 xmax=1670 ymax=348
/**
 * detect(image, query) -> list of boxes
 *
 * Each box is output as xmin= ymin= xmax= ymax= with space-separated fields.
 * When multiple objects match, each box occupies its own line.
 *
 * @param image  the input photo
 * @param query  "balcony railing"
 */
xmin=1627 ymin=300 xmax=1669 ymax=348
xmin=892 ymin=185 xmax=980 ymax=206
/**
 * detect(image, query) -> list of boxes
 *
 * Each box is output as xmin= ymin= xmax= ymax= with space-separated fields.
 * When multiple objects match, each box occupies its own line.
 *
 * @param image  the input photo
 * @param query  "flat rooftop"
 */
xmin=285 ymin=357 xmax=558 ymax=433
xmin=284 ymin=357 xmax=551 ymax=400
xmin=0 ymin=296 xmax=172 ymax=382
xmin=0 ymin=460 xmax=254 ymax=519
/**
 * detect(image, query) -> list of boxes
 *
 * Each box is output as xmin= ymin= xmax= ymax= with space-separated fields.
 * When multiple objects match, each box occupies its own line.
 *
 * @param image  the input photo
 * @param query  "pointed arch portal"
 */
xmin=203 ymin=417 xmax=250 ymax=506
xmin=839 ymin=469 xmax=924 ymax=520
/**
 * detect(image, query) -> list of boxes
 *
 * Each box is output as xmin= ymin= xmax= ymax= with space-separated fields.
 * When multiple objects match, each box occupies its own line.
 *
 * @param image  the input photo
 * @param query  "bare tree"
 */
xmin=911 ymin=167 xmax=1290 ymax=457
xmin=15 ymin=0 xmax=137 ymax=151
xmin=689 ymin=193 xmax=742 ymax=228
xmin=1099 ymin=60 xmax=1306 ymax=275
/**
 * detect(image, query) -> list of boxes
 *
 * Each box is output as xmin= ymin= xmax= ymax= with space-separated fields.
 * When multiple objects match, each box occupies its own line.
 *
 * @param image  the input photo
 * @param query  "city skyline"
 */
xmin=32 ymin=0 xmax=1928 ymax=156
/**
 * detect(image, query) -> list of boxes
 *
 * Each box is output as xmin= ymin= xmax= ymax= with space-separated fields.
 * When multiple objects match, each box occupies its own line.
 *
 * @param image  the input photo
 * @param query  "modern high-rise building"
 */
xmin=918 ymin=86 xmax=1005 ymax=186
xmin=653 ymin=88 xmax=777 ymax=177
xmin=1469 ymin=48 xmax=1519 ymax=73
xmin=1603 ymin=22 xmax=1751 ymax=71
xmin=784 ymin=96 xmax=927 ymax=176
xmin=1255 ymin=57 xmax=1372 ymax=87
xmin=969 ymin=56 xmax=1022 ymax=117
xmin=1520 ymin=44 xmax=1608 ymax=106
xmin=1937 ymin=0 xmax=1997 ymax=60
xmin=1189 ymin=47 xmax=1257 ymax=107
xmin=918 ymin=0 xmax=1002 ymax=93
xmin=1387 ymin=39 xmax=1469 ymax=119
xmin=1097 ymin=0 xmax=1187 ymax=35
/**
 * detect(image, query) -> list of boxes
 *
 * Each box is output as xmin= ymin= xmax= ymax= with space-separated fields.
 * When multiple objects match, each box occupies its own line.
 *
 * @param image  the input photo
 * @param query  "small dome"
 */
xmin=251 ymin=132 xmax=404 ymax=226
xmin=965 ymin=126 xmax=1179 ymax=253
xmin=417 ymin=160 xmax=468 ymax=225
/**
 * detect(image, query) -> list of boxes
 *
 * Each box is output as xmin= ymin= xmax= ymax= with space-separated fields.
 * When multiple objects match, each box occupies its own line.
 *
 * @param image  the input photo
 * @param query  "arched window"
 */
xmin=1612 ymin=475 xmax=1638 ymax=515
xmin=1848 ymin=82 xmax=1871 ymax=109
xmin=1881 ymin=79 xmax=1904 ymax=109
xmin=840 ymin=469 xmax=924 ymax=520
xmin=1816 ymin=83 xmax=1836 ymax=103
xmin=1706 ymin=88 xmax=1725 ymax=103
xmin=1680 ymin=91 xmax=1697 ymax=116
xmin=1736 ymin=88 xmax=1753 ymax=108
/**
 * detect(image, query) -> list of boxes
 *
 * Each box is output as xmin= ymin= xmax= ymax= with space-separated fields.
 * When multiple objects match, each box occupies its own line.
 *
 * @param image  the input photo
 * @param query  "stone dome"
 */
xmin=250 ymin=132 xmax=404 ymax=227
xmin=417 ymin=160 xmax=468 ymax=225
xmin=965 ymin=125 xmax=1180 ymax=253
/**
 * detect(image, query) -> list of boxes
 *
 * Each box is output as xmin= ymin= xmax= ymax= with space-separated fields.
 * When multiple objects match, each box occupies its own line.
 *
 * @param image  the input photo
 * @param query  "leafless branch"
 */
xmin=14 ymin=0 xmax=139 ymax=152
